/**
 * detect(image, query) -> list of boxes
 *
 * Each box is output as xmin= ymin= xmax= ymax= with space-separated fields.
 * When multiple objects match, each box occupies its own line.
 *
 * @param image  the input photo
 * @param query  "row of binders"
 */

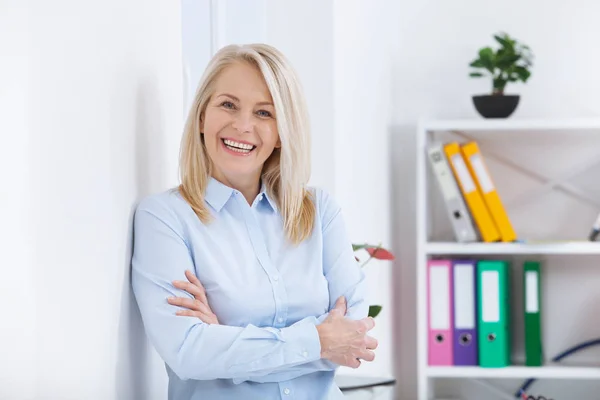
xmin=428 ymin=141 xmax=516 ymax=243
xmin=427 ymin=259 xmax=542 ymax=367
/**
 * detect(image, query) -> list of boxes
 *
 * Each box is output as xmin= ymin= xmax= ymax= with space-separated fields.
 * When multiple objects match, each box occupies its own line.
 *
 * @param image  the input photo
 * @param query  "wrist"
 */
xmin=316 ymin=324 xmax=329 ymax=359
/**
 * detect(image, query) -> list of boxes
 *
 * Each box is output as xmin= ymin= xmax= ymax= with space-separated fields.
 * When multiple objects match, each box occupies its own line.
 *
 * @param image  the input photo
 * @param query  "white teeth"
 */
xmin=226 ymin=146 xmax=250 ymax=153
xmin=224 ymin=139 xmax=254 ymax=150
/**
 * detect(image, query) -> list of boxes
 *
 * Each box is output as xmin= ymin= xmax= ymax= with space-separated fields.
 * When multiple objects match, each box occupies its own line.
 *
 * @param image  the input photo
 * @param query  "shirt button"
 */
xmin=283 ymin=388 xmax=290 ymax=395
xmin=302 ymin=351 xmax=309 ymax=358
xmin=273 ymin=275 xmax=279 ymax=281
xmin=278 ymin=317 xmax=284 ymax=323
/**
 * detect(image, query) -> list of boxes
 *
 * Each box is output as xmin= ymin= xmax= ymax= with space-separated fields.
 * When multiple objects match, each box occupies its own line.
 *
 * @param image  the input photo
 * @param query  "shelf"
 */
xmin=420 ymin=117 xmax=600 ymax=132
xmin=425 ymin=241 xmax=600 ymax=255
xmin=426 ymin=365 xmax=600 ymax=379
xmin=335 ymin=375 xmax=396 ymax=391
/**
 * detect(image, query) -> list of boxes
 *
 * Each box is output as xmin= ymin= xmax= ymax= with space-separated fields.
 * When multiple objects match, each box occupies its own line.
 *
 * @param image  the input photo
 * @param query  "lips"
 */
xmin=222 ymin=138 xmax=256 ymax=150
xmin=221 ymin=138 xmax=256 ymax=155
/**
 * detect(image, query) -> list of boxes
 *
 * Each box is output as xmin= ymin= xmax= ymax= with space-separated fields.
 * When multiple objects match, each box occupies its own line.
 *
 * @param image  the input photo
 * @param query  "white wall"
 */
xmin=266 ymin=0 xmax=336 ymax=194
xmin=0 ymin=3 xmax=36 ymax=399
xmin=332 ymin=0 xmax=395 ymax=379
xmin=391 ymin=0 xmax=600 ymax=399
xmin=1 ymin=1 xmax=184 ymax=399
xmin=181 ymin=0 xmax=212 ymax=114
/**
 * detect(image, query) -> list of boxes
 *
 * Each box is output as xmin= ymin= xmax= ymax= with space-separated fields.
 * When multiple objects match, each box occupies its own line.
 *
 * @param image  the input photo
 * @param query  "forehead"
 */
xmin=213 ymin=62 xmax=273 ymax=102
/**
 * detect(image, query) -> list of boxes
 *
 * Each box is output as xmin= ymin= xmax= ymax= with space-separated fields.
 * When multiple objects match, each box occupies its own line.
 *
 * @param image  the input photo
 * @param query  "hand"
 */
xmin=167 ymin=270 xmax=220 ymax=325
xmin=316 ymin=296 xmax=378 ymax=368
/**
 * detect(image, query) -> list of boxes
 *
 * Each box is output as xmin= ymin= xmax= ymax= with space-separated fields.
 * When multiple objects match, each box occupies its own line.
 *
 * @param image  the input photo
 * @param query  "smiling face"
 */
xmin=200 ymin=61 xmax=280 ymax=187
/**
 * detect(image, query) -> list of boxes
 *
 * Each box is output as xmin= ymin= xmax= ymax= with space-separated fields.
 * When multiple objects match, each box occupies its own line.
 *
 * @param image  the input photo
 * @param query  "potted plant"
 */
xmin=469 ymin=32 xmax=533 ymax=118
xmin=352 ymin=243 xmax=395 ymax=318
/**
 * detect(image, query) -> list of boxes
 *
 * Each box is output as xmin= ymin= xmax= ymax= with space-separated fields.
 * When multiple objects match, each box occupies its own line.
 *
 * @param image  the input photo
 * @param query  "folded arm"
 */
xmin=132 ymin=198 xmax=327 ymax=381
xmin=131 ymin=191 xmax=367 ymax=383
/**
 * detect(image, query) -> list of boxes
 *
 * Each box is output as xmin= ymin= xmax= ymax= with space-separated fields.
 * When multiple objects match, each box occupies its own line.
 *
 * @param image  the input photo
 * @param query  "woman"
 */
xmin=131 ymin=43 xmax=377 ymax=400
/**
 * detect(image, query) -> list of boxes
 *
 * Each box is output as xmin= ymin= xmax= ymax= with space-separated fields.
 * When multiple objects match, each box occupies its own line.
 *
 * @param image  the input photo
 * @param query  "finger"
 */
xmin=348 ymin=357 xmax=361 ymax=368
xmin=357 ymin=350 xmax=375 ymax=362
xmin=173 ymin=280 xmax=206 ymax=301
xmin=185 ymin=270 xmax=209 ymax=305
xmin=184 ymin=269 xmax=201 ymax=285
xmin=333 ymin=296 xmax=347 ymax=313
xmin=175 ymin=309 xmax=215 ymax=324
xmin=168 ymin=296 xmax=196 ymax=309
xmin=354 ymin=318 xmax=372 ymax=334
xmin=175 ymin=310 xmax=203 ymax=318
xmin=328 ymin=308 xmax=343 ymax=318
xmin=182 ymin=270 xmax=208 ymax=299
xmin=361 ymin=316 xmax=375 ymax=331
xmin=365 ymin=335 xmax=378 ymax=350
xmin=167 ymin=296 xmax=212 ymax=314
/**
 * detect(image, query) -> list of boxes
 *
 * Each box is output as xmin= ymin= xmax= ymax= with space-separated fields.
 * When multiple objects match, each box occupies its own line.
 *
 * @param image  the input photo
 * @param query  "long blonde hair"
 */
xmin=178 ymin=43 xmax=315 ymax=244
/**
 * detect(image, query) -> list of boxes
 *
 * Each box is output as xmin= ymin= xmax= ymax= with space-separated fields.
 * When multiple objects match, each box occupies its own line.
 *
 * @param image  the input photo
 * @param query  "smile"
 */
xmin=221 ymin=138 xmax=257 ymax=155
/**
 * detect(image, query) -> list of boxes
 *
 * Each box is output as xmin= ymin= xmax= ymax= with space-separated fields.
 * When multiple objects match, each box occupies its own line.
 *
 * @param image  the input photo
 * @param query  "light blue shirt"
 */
xmin=131 ymin=177 xmax=368 ymax=400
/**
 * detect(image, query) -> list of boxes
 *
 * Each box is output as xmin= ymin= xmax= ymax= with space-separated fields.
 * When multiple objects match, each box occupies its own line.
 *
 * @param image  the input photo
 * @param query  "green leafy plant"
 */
xmin=469 ymin=32 xmax=533 ymax=95
xmin=352 ymin=243 xmax=395 ymax=318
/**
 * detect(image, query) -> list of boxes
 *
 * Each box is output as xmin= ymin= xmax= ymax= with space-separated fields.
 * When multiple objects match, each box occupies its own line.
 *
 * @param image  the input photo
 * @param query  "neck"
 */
xmin=212 ymin=170 xmax=261 ymax=205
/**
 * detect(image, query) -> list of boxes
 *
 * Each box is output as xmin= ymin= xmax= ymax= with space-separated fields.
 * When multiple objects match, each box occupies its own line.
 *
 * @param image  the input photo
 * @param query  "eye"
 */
xmin=220 ymin=101 xmax=236 ymax=109
xmin=256 ymin=110 xmax=272 ymax=118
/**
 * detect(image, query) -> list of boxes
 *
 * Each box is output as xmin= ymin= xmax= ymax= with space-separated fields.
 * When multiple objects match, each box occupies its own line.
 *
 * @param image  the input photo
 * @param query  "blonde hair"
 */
xmin=178 ymin=43 xmax=316 ymax=244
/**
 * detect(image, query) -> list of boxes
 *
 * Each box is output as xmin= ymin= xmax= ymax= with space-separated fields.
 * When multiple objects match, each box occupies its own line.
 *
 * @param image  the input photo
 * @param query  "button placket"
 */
xmin=236 ymin=194 xmax=276 ymax=278
xmin=272 ymin=276 xmax=288 ymax=327
xmin=236 ymin=195 xmax=289 ymax=328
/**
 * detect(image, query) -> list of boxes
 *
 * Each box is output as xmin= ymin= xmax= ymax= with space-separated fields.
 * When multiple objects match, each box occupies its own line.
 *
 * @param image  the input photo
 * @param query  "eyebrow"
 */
xmin=216 ymin=93 xmax=273 ymax=107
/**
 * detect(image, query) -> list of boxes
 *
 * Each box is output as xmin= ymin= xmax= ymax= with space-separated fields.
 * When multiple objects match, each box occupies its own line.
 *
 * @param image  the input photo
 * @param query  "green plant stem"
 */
xmin=360 ymin=256 xmax=374 ymax=268
xmin=359 ymin=242 xmax=382 ymax=268
xmin=493 ymin=75 xmax=506 ymax=95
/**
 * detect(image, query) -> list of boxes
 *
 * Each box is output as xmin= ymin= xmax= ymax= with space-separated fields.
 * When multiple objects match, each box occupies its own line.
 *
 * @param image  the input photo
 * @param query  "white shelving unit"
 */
xmin=426 ymin=241 xmax=600 ymax=255
xmin=415 ymin=118 xmax=600 ymax=400
xmin=426 ymin=365 xmax=600 ymax=380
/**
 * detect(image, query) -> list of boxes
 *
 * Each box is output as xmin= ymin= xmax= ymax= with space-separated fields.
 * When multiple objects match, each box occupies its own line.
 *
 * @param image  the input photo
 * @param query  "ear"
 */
xmin=275 ymin=136 xmax=281 ymax=149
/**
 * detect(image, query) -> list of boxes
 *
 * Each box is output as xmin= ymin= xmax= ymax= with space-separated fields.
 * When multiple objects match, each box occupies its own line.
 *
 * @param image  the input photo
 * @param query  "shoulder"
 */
xmin=307 ymin=186 xmax=342 ymax=226
xmin=134 ymin=187 xmax=187 ymax=226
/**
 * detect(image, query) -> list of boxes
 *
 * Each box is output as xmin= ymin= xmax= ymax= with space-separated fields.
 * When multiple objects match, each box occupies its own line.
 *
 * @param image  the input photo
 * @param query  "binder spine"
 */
xmin=428 ymin=145 xmax=478 ymax=242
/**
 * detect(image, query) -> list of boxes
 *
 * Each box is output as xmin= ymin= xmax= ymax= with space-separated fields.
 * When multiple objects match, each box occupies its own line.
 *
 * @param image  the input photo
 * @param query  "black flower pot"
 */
xmin=472 ymin=94 xmax=520 ymax=118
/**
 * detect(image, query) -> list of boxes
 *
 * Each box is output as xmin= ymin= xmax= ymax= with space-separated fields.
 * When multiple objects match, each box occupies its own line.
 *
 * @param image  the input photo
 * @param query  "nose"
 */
xmin=231 ymin=111 xmax=254 ymax=134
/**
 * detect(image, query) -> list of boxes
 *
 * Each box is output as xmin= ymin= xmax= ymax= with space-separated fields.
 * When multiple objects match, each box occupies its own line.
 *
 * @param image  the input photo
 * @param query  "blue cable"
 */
xmin=514 ymin=338 xmax=600 ymax=398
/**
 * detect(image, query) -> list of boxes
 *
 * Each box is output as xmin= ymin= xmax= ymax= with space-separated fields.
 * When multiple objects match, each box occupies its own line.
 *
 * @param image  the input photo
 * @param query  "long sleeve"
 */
xmin=131 ymin=196 xmax=323 ymax=382
xmin=318 ymin=188 xmax=369 ymax=321
xmin=233 ymin=188 xmax=369 ymax=383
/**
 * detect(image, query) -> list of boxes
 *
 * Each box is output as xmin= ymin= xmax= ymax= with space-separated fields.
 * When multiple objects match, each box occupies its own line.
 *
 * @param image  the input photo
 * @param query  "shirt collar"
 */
xmin=204 ymin=177 xmax=234 ymax=212
xmin=259 ymin=181 xmax=278 ymax=212
xmin=205 ymin=176 xmax=277 ymax=213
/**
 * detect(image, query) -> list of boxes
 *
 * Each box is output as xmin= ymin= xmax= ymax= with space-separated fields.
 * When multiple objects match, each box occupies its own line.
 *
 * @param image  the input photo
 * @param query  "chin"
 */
xmin=218 ymin=163 xmax=263 ymax=179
